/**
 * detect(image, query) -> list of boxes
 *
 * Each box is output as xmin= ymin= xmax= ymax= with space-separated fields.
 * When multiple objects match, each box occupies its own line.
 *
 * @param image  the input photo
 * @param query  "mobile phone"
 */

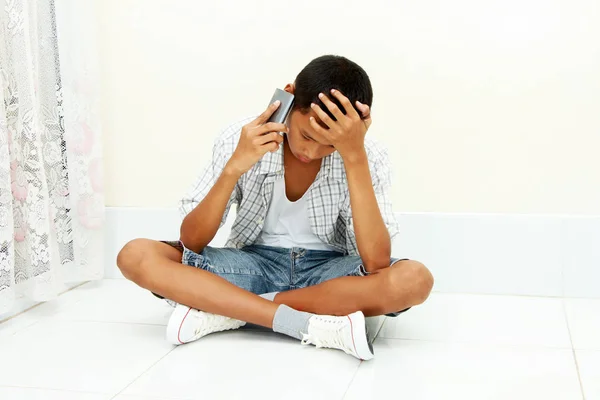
xmin=267 ymin=89 xmax=294 ymax=124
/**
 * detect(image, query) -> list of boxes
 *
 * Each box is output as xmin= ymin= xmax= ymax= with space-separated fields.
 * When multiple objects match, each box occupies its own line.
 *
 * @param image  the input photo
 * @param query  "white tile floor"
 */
xmin=0 ymin=280 xmax=598 ymax=400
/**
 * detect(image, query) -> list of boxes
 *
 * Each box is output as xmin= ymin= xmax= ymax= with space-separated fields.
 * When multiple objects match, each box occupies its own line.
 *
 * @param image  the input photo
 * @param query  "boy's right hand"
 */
xmin=227 ymin=101 xmax=288 ymax=176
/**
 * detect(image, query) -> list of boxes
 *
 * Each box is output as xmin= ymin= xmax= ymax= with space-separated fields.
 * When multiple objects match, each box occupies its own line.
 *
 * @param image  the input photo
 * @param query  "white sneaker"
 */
xmin=164 ymin=299 xmax=177 ymax=308
xmin=301 ymin=311 xmax=374 ymax=361
xmin=166 ymin=304 xmax=246 ymax=345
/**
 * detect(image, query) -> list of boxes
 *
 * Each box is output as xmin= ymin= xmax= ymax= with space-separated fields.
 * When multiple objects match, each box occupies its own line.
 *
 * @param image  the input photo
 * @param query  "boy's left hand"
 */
xmin=309 ymin=89 xmax=371 ymax=161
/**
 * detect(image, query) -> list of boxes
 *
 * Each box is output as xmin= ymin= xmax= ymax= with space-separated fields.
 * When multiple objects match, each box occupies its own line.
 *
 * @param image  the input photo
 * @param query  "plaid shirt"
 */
xmin=180 ymin=117 xmax=399 ymax=255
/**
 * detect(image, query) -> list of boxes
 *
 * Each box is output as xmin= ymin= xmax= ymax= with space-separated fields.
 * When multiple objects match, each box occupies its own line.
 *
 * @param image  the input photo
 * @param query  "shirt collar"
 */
xmin=258 ymin=142 xmax=284 ymax=175
xmin=320 ymin=151 xmax=346 ymax=182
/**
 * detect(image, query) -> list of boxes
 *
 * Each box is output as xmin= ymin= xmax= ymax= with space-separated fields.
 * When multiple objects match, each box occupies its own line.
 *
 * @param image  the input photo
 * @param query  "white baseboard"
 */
xmin=105 ymin=208 xmax=600 ymax=299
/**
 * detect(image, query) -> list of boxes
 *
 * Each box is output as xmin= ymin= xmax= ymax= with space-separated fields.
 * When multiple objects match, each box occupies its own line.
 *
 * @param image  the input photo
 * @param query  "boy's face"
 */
xmin=283 ymin=84 xmax=336 ymax=164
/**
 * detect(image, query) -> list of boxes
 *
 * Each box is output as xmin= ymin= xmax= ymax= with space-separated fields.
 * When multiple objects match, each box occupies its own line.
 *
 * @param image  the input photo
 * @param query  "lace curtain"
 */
xmin=0 ymin=0 xmax=103 ymax=314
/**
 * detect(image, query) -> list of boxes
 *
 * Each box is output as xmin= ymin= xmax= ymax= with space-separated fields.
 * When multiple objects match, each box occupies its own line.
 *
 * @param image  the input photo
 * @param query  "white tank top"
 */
xmin=255 ymin=177 xmax=338 ymax=251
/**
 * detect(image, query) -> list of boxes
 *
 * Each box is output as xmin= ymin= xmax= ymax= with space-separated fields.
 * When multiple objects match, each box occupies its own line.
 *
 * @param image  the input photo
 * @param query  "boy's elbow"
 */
xmin=179 ymin=221 xmax=199 ymax=253
xmin=361 ymin=245 xmax=392 ymax=272
xmin=363 ymin=256 xmax=391 ymax=271
xmin=178 ymin=231 xmax=192 ymax=252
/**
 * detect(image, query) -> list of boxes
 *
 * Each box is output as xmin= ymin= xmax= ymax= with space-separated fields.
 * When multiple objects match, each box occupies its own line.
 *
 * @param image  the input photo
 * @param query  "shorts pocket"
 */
xmin=182 ymin=247 xmax=205 ymax=268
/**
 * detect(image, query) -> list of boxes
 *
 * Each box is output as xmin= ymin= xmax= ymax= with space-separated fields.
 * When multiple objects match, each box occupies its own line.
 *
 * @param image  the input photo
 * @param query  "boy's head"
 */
xmin=284 ymin=55 xmax=373 ymax=164
xmin=292 ymin=55 xmax=373 ymax=119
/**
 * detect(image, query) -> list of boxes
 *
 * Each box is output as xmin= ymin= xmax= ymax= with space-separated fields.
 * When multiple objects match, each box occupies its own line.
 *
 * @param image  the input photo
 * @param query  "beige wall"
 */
xmin=98 ymin=0 xmax=600 ymax=214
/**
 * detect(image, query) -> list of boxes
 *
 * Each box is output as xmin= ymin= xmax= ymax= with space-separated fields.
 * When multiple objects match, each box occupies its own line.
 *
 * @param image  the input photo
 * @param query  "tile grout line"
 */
xmin=372 ymin=316 xmax=388 ymax=342
xmin=0 ymin=282 xmax=95 ymax=338
xmin=429 ymin=290 xmax=598 ymax=300
xmin=376 ymin=335 xmax=574 ymax=350
xmin=109 ymin=346 xmax=178 ymax=400
xmin=0 ymin=384 xmax=112 ymax=397
xmin=61 ymin=319 xmax=168 ymax=327
xmin=0 ymin=281 xmax=90 ymax=324
xmin=341 ymin=317 xmax=388 ymax=399
xmin=340 ymin=361 xmax=362 ymax=400
xmin=562 ymin=298 xmax=586 ymax=400
xmin=558 ymin=217 xmax=587 ymax=398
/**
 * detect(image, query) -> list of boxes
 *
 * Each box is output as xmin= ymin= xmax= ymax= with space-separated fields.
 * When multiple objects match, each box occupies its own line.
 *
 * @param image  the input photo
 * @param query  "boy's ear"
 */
xmin=284 ymin=83 xmax=295 ymax=95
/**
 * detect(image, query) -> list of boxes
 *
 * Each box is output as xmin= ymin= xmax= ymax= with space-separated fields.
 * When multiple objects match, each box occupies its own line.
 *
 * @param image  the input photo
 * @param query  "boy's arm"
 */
xmin=343 ymin=152 xmax=392 ymax=271
xmin=180 ymin=102 xmax=287 ymax=253
xmin=308 ymin=90 xmax=397 ymax=272
xmin=180 ymin=164 xmax=242 ymax=254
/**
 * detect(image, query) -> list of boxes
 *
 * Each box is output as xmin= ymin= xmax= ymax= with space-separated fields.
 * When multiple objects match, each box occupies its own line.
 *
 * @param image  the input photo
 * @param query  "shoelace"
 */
xmin=300 ymin=317 xmax=354 ymax=355
xmin=192 ymin=312 xmax=243 ymax=338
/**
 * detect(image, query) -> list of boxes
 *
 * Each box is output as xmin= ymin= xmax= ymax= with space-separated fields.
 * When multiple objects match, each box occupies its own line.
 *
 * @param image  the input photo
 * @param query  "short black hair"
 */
xmin=293 ymin=55 xmax=373 ymax=121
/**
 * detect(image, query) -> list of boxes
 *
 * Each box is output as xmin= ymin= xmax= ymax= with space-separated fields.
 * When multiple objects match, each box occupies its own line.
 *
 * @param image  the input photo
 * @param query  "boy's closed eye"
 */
xmin=302 ymin=131 xmax=335 ymax=148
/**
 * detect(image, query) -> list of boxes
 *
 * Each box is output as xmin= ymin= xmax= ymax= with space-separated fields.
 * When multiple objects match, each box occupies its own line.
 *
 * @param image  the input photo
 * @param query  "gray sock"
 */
xmin=272 ymin=304 xmax=313 ymax=340
xmin=259 ymin=292 xmax=279 ymax=302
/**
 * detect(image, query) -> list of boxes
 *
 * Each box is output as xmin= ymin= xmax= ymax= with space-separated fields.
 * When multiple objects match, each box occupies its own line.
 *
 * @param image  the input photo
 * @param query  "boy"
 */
xmin=117 ymin=55 xmax=433 ymax=361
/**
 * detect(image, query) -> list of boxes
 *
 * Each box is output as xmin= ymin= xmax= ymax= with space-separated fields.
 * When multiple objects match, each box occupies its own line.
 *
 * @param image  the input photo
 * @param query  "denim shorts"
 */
xmin=162 ymin=242 xmax=409 ymax=317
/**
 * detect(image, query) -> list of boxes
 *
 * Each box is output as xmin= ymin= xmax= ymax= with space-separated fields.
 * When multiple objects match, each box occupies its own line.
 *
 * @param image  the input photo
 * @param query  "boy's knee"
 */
xmin=117 ymin=238 xmax=150 ymax=283
xmin=388 ymin=260 xmax=434 ymax=305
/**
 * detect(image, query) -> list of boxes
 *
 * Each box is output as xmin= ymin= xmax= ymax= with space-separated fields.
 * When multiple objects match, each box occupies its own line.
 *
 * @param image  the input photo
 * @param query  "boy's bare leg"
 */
xmin=118 ymin=239 xmax=388 ymax=360
xmin=117 ymin=239 xmax=278 ymax=328
xmin=118 ymin=239 xmax=433 ymax=321
xmin=273 ymin=260 xmax=434 ymax=317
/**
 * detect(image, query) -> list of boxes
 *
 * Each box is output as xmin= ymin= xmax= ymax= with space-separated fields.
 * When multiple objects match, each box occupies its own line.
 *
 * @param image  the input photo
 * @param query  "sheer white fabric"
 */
xmin=0 ymin=0 xmax=103 ymax=314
